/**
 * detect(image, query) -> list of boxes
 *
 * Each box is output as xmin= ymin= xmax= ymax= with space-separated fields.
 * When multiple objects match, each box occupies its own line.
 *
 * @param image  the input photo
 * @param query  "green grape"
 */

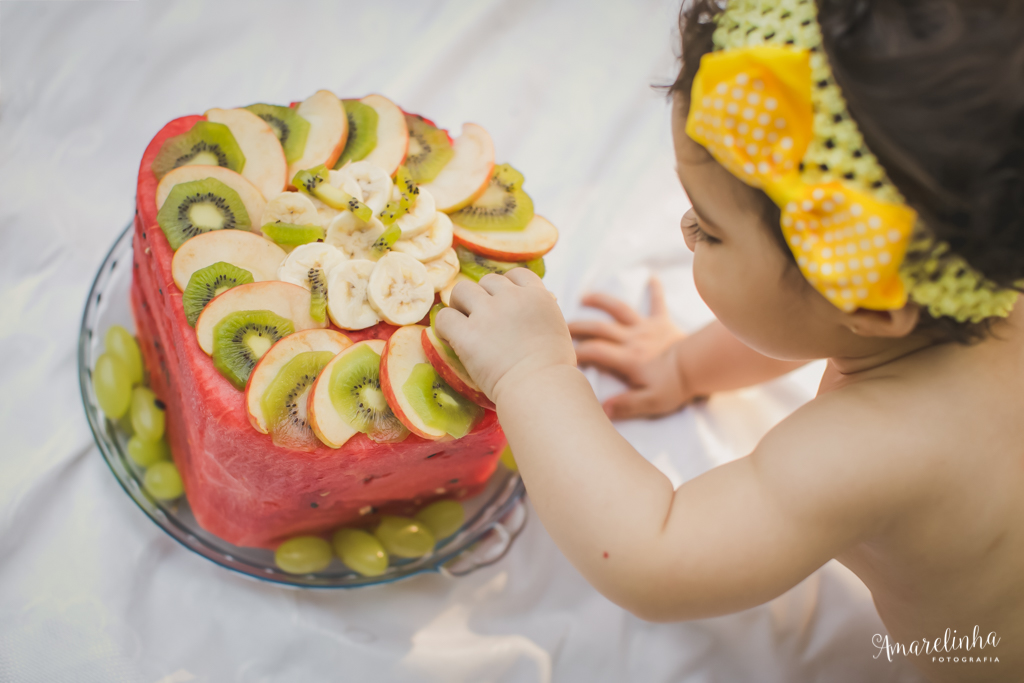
xmin=499 ymin=444 xmax=518 ymax=471
xmin=93 ymin=353 xmax=132 ymax=419
xmin=275 ymin=536 xmax=333 ymax=574
xmin=414 ymin=500 xmax=464 ymax=541
xmin=130 ymin=386 xmax=166 ymax=442
xmin=143 ymin=461 xmax=183 ymax=500
xmin=127 ymin=435 xmax=170 ymax=467
xmin=332 ymin=528 xmax=389 ymax=577
xmin=373 ymin=516 xmax=435 ymax=559
xmin=105 ymin=325 xmax=143 ymax=385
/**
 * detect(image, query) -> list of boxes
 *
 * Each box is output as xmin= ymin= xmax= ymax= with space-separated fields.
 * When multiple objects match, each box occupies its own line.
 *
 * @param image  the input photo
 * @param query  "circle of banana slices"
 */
xmin=255 ymin=160 xmax=464 ymax=330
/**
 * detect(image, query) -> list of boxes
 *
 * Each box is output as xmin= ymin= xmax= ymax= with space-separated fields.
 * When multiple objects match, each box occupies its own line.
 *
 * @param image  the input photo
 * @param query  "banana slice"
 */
xmin=332 ymin=161 xmax=393 ymax=216
xmin=261 ymin=191 xmax=320 ymax=228
xmin=277 ymin=242 xmax=348 ymax=289
xmin=394 ymin=186 xmax=436 ymax=240
xmin=393 ymin=211 xmax=453 ymax=262
xmin=367 ymin=252 xmax=434 ymax=325
xmin=307 ymin=173 xmax=366 ymax=227
xmin=422 ymin=247 xmax=460 ymax=292
xmin=326 ymin=212 xmax=389 ymax=260
xmin=327 ymin=259 xmax=381 ymax=330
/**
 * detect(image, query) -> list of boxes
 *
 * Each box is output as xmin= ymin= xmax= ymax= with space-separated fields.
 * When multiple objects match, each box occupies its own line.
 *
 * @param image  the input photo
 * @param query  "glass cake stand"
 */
xmin=78 ymin=221 xmax=527 ymax=588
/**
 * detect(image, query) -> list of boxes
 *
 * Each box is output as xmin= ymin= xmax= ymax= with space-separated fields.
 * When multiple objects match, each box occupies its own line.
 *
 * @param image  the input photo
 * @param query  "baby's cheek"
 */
xmin=693 ymin=251 xmax=761 ymax=337
xmin=691 ymin=249 xmax=727 ymax=313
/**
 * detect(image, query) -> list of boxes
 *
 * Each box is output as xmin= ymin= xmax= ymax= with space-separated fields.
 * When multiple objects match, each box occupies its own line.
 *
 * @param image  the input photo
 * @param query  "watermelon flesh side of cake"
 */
xmin=132 ymin=116 xmax=506 ymax=549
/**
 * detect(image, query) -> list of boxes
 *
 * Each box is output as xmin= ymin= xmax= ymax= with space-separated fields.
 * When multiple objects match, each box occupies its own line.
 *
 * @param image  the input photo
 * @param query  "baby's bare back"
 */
xmin=824 ymin=309 xmax=1024 ymax=682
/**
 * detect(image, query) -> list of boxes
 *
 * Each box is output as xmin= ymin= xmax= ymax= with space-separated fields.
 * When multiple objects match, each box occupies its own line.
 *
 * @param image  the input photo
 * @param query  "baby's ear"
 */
xmin=844 ymin=303 xmax=921 ymax=338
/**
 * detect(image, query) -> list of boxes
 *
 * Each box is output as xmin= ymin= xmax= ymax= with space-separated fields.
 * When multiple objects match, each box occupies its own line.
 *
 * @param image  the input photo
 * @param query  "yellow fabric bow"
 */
xmin=685 ymin=46 xmax=917 ymax=313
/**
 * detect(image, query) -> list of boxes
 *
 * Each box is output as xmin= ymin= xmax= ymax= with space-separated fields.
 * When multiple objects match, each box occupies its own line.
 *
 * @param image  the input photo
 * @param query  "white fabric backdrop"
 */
xmin=0 ymin=1 xmax=928 ymax=681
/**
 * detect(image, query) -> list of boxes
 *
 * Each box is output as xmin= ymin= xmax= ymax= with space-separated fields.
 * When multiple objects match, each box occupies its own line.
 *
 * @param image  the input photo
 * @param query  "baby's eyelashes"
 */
xmin=681 ymin=208 xmax=719 ymax=245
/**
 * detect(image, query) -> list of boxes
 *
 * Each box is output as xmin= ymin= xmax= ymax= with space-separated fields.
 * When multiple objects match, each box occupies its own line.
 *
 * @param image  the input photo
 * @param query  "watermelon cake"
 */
xmin=127 ymin=90 xmax=558 ymax=550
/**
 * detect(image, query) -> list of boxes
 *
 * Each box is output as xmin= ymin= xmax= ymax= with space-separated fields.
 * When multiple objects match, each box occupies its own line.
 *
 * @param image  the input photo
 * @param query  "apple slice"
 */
xmin=420 ymin=123 xmax=494 ymax=213
xmin=245 ymin=328 xmax=352 ymax=434
xmin=380 ymin=325 xmax=445 ymax=440
xmin=421 ymin=327 xmax=494 ymax=410
xmin=287 ymin=90 xmax=348 ymax=182
xmin=205 ymin=107 xmax=288 ymax=200
xmin=358 ymin=94 xmax=409 ymax=177
xmin=308 ymin=339 xmax=390 ymax=448
xmin=452 ymin=214 xmax=558 ymax=261
xmin=195 ymin=281 xmax=328 ymax=355
xmin=156 ymin=164 xmax=267 ymax=228
xmin=171 ymin=229 xmax=286 ymax=291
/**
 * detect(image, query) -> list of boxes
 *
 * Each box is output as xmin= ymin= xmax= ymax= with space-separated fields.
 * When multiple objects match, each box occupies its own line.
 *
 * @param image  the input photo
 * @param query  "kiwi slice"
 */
xmin=368 ymin=224 xmax=402 ymax=259
xmin=334 ymin=100 xmax=379 ymax=169
xmin=308 ymin=267 xmax=328 ymax=323
xmin=260 ymin=222 xmax=325 ymax=246
xmin=182 ymin=262 xmax=254 ymax=327
xmin=402 ymin=363 xmax=482 ymax=438
xmin=157 ymin=178 xmax=251 ymax=250
xmin=404 ymin=115 xmax=454 ymax=184
xmin=151 ymin=120 xmax=246 ymax=181
xmin=329 ymin=344 xmax=409 ymax=443
xmin=244 ymin=103 xmax=311 ymax=165
xmin=212 ymin=310 xmax=294 ymax=390
xmin=449 ymin=164 xmax=534 ymax=231
xmin=455 ymin=245 xmax=545 ymax=281
xmin=261 ymin=350 xmax=335 ymax=450
xmin=293 ymin=165 xmax=373 ymax=221
xmin=378 ymin=166 xmax=419 ymax=226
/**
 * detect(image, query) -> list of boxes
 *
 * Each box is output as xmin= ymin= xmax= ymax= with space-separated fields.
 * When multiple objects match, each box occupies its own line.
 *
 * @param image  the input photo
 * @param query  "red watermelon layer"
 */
xmin=132 ymin=116 xmax=505 ymax=549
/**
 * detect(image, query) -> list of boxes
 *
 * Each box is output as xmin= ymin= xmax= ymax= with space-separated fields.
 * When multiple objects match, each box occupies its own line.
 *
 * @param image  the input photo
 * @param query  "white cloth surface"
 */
xmin=0 ymin=1 xmax=928 ymax=682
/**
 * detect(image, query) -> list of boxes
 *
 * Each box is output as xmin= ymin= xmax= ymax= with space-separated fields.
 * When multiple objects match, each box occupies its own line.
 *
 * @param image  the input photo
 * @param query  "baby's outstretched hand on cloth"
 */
xmin=568 ymin=276 xmax=694 ymax=420
xmin=434 ymin=268 xmax=577 ymax=406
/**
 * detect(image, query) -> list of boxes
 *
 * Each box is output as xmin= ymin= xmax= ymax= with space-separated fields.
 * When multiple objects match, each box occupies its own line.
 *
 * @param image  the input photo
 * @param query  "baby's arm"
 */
xmin=569 ymin=277 xmax=809 ymax=420
xmin=437 ymin=270 xmax=903 ymax=620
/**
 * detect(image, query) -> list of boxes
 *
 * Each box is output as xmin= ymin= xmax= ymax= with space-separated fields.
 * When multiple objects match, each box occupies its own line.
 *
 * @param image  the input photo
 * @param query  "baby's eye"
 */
xmin=683 ymin=215 xmax=720 ymax=245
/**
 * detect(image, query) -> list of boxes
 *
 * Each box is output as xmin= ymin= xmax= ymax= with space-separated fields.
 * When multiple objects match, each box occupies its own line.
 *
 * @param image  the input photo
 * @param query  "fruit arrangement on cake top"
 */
xmin=148 ymin=89 xmax=558 ymax=452
xmin=98 ymin=89 xmax=554 ymax=566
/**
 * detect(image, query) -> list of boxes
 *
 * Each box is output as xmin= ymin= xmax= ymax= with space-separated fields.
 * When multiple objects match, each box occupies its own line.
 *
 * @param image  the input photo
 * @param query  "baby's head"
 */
xmin=669 ymin=0 xmax=1024 ymax=361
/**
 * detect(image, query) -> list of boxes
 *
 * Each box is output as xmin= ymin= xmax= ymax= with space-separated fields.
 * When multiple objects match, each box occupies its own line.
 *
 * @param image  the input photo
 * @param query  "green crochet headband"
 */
xmin=705 ymin=0 xmax=1018 ymax=323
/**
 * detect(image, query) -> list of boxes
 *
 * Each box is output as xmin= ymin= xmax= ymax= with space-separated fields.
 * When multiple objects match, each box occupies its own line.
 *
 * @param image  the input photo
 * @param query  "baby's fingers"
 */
xmin=504 ymin=267 xmax=546 ymax=289
xmin=648 ymin=275 xmax=669 ymax=317
xmin=434 ymin=306 xmax=469 ymax=346
xmin=448 ymin=278 xmax=489 ymax=316
xmin=579 ymin=292 xmax=642 ymax=326
xmin=574 ymin=339 xmax=635 ymax=377
xmin=567 ymin=319 xmax=627 ymax=342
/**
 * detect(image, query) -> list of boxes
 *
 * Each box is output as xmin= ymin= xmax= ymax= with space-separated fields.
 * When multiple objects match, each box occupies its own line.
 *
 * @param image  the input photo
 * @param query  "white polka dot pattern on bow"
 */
xmin=686 ymin=54 xmax=812 ymax=190
xmin=780 ymin=181 xmax=916 ymax=311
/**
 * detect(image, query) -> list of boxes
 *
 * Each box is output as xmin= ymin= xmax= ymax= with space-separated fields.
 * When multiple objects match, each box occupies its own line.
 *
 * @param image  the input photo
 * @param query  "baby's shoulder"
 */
xmin=750 ymin=372 xmax=945 ymax=536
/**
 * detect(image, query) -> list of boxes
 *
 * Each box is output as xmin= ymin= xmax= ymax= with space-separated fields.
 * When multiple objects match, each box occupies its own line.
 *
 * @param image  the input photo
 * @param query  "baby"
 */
xmin=435 ymin=1 xmax=1024 ymax=681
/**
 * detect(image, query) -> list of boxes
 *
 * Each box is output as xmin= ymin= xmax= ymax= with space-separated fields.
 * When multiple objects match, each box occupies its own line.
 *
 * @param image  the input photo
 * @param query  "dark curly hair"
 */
xmin=669 ymin=0 xmax=1024 ymax=344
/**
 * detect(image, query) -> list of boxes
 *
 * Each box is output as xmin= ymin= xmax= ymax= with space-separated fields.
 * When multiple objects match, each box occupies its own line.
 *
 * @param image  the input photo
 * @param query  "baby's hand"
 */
xmin=568 ymin=276 xmax=694 ymax=420
xmin=435 ymin=268 xmax=577 ymax=404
